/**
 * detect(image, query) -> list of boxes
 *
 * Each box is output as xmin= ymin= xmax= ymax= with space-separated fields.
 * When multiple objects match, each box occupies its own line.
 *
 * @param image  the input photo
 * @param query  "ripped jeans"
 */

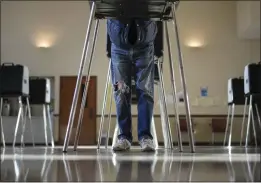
xmin=108 ymin=20 xmax=157 ymax=142
xmin=110 ymin=44 xmax=155 ymax=142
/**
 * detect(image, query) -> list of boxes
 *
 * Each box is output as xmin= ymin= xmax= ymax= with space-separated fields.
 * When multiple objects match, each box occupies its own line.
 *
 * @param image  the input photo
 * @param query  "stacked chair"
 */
xmin=62 ymin=0 xmax=195 ymax=153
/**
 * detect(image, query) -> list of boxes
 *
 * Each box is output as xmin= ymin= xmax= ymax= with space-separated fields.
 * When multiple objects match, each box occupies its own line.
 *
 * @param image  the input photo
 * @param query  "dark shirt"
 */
xmin=128 ymin=19 xmax=138 ymax=45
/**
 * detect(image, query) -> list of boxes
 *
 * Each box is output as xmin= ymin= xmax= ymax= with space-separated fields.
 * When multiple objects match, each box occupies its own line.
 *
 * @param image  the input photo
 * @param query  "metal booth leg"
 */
xmin=157 ymin=59 xmax=173 ymax=149
xmin=223 ymin=105 xmax=231 ymax=146
xmin=63 ymin=2 xmax=96 ymax=152
xmin=20 ymin=102 xmax=27 ymax=147
xmin=43 ymin=104 xmax=48 ymax=146
xmin=46 ymin=104 xmax=55 ymax=148
xmin=13 ymin=97 xmax=24 ymax=147
xmin=157 ymin=84 xmax=169 ymax=149
xmin=0 ymin=98 xmax=5 ymax=148
xmin=26 ymin=97 xmax=35 ymax=146
xmin=97 ymin=60 xmax=111 ymax=149
xmin=172 ymin=3 xmax=195 ymax=152
xmin=112 ymin=121 xmax=119 ymax=148
xmin=73 ymin=20 xmax=100 ymax=151
xmin=151 ymin=116 xmax=159 ymax=149
xmin=21 ymin=97 xmax=35 ymax=147
xmin=254 ymin=103 xmax=261 ymax=128
xmin=106 ymin=84 xmax=113 ymax=149
xmin=250 ymin=105 xmax=257 ymax=147
xmin=240 ymin=97 xmax=248 ymax=146
xmin=228 ymin=104 xmax=235 ymax=147
xmin=245 ymin=95 xmax=253 ymax=148
xmin=165 ymin=21 xmax=183 ymax=152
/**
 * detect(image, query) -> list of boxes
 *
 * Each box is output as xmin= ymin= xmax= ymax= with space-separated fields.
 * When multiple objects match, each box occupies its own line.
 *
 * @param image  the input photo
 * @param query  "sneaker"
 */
xmin=113 ymin=138 xmax=131 ymax=151
xmin=139 ymin=137 xmax=155 ymax=152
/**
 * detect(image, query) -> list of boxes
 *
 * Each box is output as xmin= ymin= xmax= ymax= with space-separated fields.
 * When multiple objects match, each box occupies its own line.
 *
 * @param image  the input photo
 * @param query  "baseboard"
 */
xmin=1 ymin=143 xmax=53 ymax=147
xmin=1 ymin=142 xmax=258 ymax=147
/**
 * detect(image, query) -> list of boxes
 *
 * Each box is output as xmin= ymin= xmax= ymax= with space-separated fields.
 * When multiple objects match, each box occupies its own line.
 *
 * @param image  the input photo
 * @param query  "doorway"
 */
xmin=59 ymin=76 xmax=97 ymax=145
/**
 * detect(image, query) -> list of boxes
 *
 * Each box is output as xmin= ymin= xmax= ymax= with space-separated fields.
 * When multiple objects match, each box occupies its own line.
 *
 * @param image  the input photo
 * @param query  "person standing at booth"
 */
xmin=107 ymin=19 xmax=158 ymax=152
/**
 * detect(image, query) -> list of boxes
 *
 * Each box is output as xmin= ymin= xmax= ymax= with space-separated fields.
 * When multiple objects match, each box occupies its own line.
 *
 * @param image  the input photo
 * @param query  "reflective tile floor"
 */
xmin=0 ymin=146 xmax=260 ymax=182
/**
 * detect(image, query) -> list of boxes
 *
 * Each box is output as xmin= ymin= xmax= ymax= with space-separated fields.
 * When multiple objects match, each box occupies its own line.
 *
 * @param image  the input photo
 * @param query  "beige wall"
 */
xmin=237 ymin=1 xmax=260 ymax=39
xmin=1 ymin=1 xmax=260 ymax=142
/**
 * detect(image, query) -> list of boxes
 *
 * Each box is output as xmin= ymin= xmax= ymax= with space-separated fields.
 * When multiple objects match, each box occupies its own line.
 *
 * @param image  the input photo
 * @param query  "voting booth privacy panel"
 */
xmin=90 ymin=0 xmax=175 ymax=20
xmin=224 ymin=62 xmax=261 ymax=148
xmin=242 ymin=62 xmax=261 ymax=147
xmin=0 ymin=63 xmax=55 ymax=148
xmin=62 ymin=0 xmax=196 ymax=153
xmin=0 ymin=63 xmax=31 ymax=147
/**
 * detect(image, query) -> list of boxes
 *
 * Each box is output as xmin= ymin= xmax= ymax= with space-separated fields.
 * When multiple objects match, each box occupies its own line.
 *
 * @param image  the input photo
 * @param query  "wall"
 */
xmin=1 ymin=1 xmax=260 ymax=142
xmin=237 ymin=1 xmax=260 ymax=39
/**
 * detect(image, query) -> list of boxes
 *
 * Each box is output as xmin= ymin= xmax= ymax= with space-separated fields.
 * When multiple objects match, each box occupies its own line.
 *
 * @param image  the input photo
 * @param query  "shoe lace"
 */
xmin=118 ymin=138 xmax=128 ymax=145
xmin=141 ymin=138 xmax=153 ymax=145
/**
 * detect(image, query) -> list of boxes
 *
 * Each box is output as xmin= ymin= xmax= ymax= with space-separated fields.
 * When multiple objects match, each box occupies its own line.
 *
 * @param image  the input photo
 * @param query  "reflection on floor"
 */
xmin=0 ymin=146 xmax=260 ymax=182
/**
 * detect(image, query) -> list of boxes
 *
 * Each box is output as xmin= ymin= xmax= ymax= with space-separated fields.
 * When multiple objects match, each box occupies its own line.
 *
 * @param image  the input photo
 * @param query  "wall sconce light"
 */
xmin=185 ymin=38 xmax=205 ymax=48
xmin=32 ymin=31 xmax=57 ymax=49
xmin=37 ymin=41 xmax=51 ymax=48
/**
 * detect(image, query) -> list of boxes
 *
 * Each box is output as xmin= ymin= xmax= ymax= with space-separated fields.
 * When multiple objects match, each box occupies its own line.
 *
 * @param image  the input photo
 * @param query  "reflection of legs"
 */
xmin=111 ymin=45 xmax=132 ymax=151
xmin=160 ymin=152 xmax=171 ymax=181
xmin=0 ymin=98 xmax=5 ymax=148
xmin=41 ymin=158 xmax=54 ymax=181
xmin=97 ymin=158 xmax=104 ymax=182
xmin=176 ymin=158 xmax=183 ymax=181
xmin=137 ymin=161 xmax=153 ymax=181
xmin=63 ymin=159 xmax=72 ymax=181
xmin=188 ymin=160 xmax=194 ymax=182
xmin=13 ymin=97 xmax=24 ymax=147
xmin=116 ymin=161 xmax=133 ymax=181
xmin=226 ymin=156 xmax=235 ymax=182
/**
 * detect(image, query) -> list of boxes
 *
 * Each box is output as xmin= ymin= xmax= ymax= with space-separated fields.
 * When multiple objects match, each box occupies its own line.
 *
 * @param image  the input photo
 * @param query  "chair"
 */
xmin=211 ymin=118 xmax=226 ymax=145
xmin=223 ymin=77 xmax=245 ymax=147
xmin=0 ymin=63 xmax=33 ymax=147
xmin=243 ymin=62 xmax=261 ymax=147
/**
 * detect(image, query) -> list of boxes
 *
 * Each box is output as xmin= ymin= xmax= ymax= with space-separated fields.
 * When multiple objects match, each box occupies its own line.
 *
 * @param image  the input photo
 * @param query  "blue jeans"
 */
xmin=107 ymin=20 xmax=158 ymax=142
